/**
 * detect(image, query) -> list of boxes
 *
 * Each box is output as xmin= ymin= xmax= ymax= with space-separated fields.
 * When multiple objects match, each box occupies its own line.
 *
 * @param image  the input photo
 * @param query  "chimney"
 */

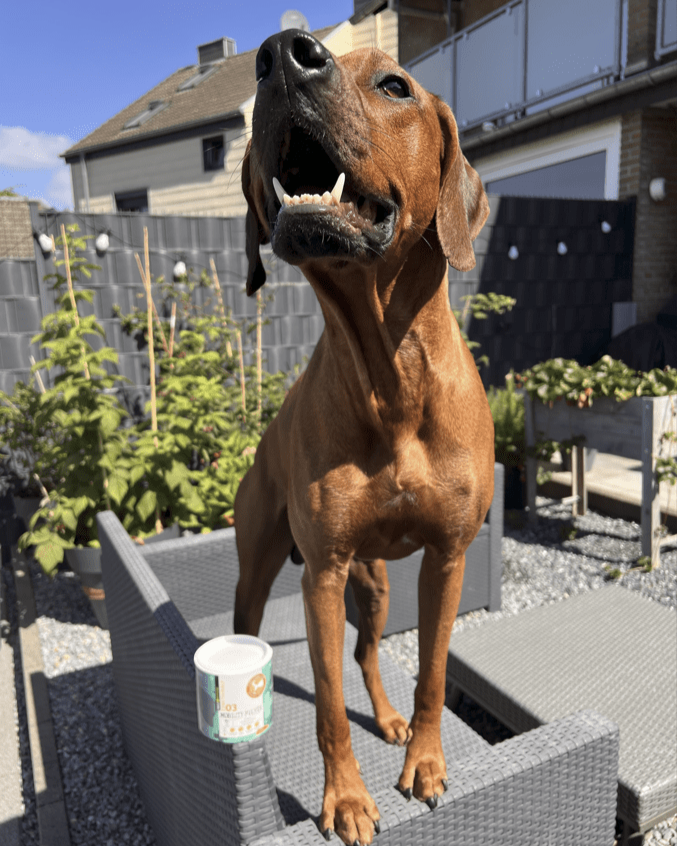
xmin=197 ymin=37 xmax=237 ymax=65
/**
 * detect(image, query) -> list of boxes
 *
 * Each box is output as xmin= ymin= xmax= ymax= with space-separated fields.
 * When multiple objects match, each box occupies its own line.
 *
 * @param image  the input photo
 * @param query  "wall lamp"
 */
xmin=649 ymin=178 xmax=667 ymax=202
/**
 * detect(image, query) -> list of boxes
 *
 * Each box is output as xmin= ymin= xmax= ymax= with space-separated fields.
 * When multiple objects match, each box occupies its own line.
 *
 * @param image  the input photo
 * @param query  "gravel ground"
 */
xmin=5 ymin=497 xmax=677 ymax=845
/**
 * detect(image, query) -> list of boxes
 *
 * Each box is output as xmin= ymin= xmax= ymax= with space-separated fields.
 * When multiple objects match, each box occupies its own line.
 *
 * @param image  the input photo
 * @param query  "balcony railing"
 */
xmin=656 ymin=0 xmax=677 ymax=59
xmin=406 ymin=0 xmax=625 ymax=133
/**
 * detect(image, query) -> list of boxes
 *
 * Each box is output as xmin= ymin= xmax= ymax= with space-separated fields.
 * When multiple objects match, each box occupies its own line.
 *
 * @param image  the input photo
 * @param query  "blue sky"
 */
xmin=0 ymin=1 xmax=354 ymax=210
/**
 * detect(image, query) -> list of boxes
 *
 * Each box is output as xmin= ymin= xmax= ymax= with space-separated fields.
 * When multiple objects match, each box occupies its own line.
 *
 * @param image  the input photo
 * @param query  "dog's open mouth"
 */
xmin=267 ymin=127 xmax=396 ymax=265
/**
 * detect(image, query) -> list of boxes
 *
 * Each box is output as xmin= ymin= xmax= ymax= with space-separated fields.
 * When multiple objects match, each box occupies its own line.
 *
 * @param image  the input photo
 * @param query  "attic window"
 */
xmin=123 ymin=100 xmax=168 ymax=130
xmin=177 ymin=64 xmax=218 ymax=92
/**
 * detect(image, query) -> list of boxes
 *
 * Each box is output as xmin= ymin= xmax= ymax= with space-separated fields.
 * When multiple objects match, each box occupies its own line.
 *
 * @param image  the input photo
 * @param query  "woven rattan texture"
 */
xmin=140 ymin=526 xmax=303 ymax=623
xmin=99 ymin=513 xmax=285 ymax=846
xmin=99 ymin=511 xmax=620 ymax=846
xmin=447 ymin=586 xmax=677 ymax=830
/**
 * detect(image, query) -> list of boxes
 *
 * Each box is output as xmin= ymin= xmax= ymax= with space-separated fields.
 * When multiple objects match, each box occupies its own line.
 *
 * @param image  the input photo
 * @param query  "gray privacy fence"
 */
xmin=0 ymin=196 xmax=635 ymax=393
xmin=0 ymin=206 xmax=318 ymax=394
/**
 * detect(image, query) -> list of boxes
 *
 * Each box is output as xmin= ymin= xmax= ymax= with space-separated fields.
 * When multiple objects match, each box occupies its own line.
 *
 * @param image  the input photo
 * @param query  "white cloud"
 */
xmin=0 ymin=126 xmax=73 ymax=171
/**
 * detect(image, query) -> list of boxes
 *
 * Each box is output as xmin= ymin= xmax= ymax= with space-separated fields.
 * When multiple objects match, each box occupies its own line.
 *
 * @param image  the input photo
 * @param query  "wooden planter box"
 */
xmin=524 ymin=394 xmax=677 ymax=567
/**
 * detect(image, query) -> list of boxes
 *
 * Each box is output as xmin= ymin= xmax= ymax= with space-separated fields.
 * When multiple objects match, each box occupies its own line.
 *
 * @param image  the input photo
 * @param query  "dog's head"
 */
xmin=243 ymin=29 xmax=489 ymax=295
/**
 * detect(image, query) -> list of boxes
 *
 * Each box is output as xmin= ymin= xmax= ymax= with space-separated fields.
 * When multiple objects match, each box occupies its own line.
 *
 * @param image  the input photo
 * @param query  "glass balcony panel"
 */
xmin=408 ymin=42 xmax=454 ymax=106
xmin=659 ymin=0 xmax=677 ymax=52
xmin=455 ymin=4 xmax=524 ymax=127
xmin=527 ymin=0 xmax=619 ymax=100
xmin=524 ymin=79 xmax=605 ymax=116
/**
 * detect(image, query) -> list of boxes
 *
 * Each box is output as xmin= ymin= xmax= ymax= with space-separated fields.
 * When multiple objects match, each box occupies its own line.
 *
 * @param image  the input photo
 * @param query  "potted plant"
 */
xmin=517 ymin=355 xmax=677 ymax=566
xmin=487 ymin=373 xmax=527 ymax=508
xmin=0 ymin=378 xmax=57 ymax=529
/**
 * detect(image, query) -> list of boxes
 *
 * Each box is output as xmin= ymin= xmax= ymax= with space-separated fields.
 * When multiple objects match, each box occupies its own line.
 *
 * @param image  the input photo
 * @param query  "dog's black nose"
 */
xmin=256 ymin=29 xmax=334 ymax=84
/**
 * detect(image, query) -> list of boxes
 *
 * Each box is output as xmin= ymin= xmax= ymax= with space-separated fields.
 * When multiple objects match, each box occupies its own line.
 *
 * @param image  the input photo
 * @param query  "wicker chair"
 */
xmin=98 ymin=510 xmax=619 ymax=846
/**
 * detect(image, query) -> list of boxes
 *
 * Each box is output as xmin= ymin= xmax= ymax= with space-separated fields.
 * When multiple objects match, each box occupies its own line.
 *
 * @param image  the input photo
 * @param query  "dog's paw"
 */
xmin=376 ymin=710 xmax=411 ymax=746
xmin=397 ymin=735 xmax=447 ymax=807
xmin=320 ymin=768 xmax=380 ymax=846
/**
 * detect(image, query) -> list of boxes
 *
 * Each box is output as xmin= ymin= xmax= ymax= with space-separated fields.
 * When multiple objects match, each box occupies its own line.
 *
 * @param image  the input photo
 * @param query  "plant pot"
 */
xmin=12 ymin=494 xmax=42 ymax=532
xmin=66 ymin=523 xmax=181 ymax=629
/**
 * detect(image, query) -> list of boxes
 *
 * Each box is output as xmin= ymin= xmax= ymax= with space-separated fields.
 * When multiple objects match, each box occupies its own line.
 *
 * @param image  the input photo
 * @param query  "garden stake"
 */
xmin=60 ymin=224 xmax=90 ymax=380
xmin=60 ymin=225 xmax=110 ymax=508
xmin=136 ymin=229 xmax=162 ymax=534
xmin=209 ymin=258 xmax=234 ymax=358
xmin=169 ymin=301 xmax=177 ymax=358
xmin=208 ymin=258 xmax=244 ymax=418
xmin=29 ymin=355 xmax=46 ymax=394
xmin=134 ymin=253 xmax=169 ymax=357
xmin=236 ymin=327 xmax=247 ymax=420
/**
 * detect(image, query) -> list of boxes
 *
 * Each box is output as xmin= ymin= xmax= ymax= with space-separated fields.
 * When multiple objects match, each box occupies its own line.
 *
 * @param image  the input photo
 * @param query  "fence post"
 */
xmin=641 ymin=398 xmax=662 ymax=567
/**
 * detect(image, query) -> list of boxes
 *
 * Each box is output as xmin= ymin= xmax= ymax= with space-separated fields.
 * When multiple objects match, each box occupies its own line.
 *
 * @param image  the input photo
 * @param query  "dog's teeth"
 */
xmin=272 ymin=177 xmax=286 ymax=205
xmin=331 ymin=173 xmax=345 ymax=205
xmin=283 ymin=193 xmax=292 ymax=206
xmin=321 ymin=191 xmax=332 ymax=204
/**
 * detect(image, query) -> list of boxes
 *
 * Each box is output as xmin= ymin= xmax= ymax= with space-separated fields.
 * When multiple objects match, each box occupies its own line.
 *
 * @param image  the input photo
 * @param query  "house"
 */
xmin=406 ymin=0 xmax=677 ymax=324
xmin=61 ymin=7 xmax=398 ymax=219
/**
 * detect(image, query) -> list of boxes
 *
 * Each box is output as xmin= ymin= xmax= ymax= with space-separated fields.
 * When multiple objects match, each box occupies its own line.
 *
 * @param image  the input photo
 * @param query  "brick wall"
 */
xmin=626 ymin=0 xmax=659 ymax=74
xmin=0 ymin=199 xmax=34 ymax=259
xmin=461 ymin=0 xmax=509 ymax=29
xmin=619 ymin=107 xmax=677 ymax=322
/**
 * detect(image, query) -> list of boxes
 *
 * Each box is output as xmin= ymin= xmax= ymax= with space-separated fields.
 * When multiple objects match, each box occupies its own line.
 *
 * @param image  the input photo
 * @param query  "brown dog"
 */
xmin=235 ymin=29 xmax=494 ymax=846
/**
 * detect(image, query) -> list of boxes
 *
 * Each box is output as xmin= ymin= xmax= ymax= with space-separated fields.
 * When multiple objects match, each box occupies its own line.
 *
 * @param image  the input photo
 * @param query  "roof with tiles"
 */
xmin=62 ymin=24 xmax=338 ymax=160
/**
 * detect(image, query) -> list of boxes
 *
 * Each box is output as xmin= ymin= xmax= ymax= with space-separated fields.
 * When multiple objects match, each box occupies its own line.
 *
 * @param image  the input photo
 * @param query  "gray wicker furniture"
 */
xmin=345 ymin=462 xmax=504 ymax=635
xmin=447 ymin=587 xmax=677 ymax=841
xmin=98 ymin=509 xmax=619 ymax=846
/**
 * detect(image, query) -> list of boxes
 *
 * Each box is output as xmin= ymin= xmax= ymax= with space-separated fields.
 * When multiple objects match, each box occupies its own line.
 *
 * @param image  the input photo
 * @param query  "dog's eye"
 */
xmin=379 ymin=76 xmax=410 ymax=100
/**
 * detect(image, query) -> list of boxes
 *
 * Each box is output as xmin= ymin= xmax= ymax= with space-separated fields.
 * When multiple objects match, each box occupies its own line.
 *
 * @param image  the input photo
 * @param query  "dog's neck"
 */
xmin=302 ymin=237 xmax=461 ymax=434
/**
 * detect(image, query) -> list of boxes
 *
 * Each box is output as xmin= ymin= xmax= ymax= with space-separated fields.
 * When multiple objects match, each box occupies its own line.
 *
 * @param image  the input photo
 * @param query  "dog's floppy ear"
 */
xmin=242 ymin=140 xmax=267 ymax=296
xmin=435 ymin=99 xmax=489 ymax=272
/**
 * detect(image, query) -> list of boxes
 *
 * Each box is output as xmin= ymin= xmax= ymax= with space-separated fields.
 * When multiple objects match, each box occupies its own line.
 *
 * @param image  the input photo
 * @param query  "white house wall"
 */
xmin=79 ymin=126 xmax=247 ymax=216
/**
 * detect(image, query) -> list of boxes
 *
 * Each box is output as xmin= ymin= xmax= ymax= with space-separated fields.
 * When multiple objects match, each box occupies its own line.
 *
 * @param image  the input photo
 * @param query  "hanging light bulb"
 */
xmin=173 ymin=260 xmax=187 ymax=280
xmin=601 ymin=221 xmax=612 ymax=233
xmin=557 ymin=241 xmax=568 ymax=255
xmin=37 ymin=232 xmax=54 ymax=254
xmin=508 ymin=245 xmax=519 ymax=260
xmin=95 ymin=231 xmax=110 ymax=254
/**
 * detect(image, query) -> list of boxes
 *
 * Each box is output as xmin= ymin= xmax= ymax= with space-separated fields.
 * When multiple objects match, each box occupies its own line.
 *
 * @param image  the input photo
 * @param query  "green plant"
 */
xmin=14 ymin=225 xmax=298 ymax=573
xmin=114 ymin=238 xmax=293 ymax=532
xmin=487 ymin=373 xmax=525 ymax=468
xmin=453 ymin=292 xmax=516 ymax=368
xmin=518 ymin=355 xmax=677 ymax=408
xmin=18 ymin=225 xmax=132 ymax=572
xmin=0 ymin=378 xmax=58 ymax=498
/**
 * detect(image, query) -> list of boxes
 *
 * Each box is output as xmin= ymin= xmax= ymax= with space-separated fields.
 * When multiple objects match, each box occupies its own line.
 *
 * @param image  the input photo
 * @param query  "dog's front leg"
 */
xmin=302 ymin=561 xmax=381 ymax=846
xmin=397 ymin=549 xmax=466 ymax=806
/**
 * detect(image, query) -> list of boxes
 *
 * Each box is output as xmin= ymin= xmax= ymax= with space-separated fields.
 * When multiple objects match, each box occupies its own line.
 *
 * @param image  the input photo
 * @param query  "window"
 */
xmin=474 ymin=119 xmax=622 ymax=200
xmin=203 ymin=135 xmax=225 ymax=172
xmin=115 ymin=190 xmax=148 ymax=213
xmin=123 ymin=100 xmax=168 ymax=130
xmin=177 ymin=64 xmax=218 ymax=92
xmin=485 ymin=152 xmax=607 ymax=200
